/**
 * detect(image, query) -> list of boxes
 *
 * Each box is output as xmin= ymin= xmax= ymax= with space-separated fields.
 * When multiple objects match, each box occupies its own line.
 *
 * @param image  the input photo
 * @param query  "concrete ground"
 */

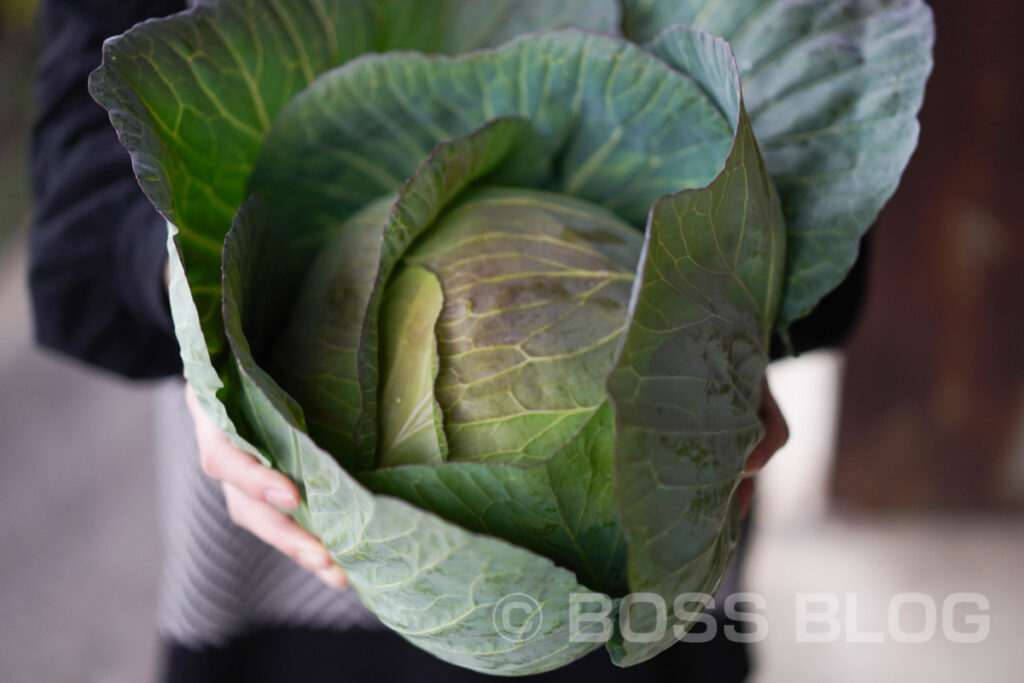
xmin=1 ymin=247 xmax=1021 ymax=682
xmin=0 ymin=250 xmax=163 ymax=682
xmin=749 ymin=354 xmax=1024 ymax=683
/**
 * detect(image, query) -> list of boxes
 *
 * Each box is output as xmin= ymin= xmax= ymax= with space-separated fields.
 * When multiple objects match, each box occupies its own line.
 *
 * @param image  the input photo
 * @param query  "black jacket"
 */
xmin=29 ymin=0 xmax=185 ymax=378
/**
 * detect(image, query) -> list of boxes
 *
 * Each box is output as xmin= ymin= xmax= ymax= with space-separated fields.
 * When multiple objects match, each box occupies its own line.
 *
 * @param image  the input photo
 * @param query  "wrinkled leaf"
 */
xmin=622 ymin=0 xmax=933 ymax=327
xmin=605 ymin=27 xmax=785 ymax=664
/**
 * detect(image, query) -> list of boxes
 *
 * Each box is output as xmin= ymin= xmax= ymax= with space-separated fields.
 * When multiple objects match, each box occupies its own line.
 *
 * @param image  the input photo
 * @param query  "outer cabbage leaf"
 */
xmin=87 ymin=0 xmax=619 ymax=441
xmin=621 ymin=0 xmax=933 ymax=327
xmin=603 ymin=27 xmax=785 ymax=665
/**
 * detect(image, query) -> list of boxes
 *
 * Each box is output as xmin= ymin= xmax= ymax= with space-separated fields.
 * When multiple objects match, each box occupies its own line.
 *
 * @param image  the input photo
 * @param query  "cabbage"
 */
xmin=89 ymin=0 xmax=933 ymax=673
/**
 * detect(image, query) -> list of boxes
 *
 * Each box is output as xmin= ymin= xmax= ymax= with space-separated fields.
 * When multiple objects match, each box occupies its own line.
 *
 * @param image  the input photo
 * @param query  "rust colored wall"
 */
xmin=833 ymin=0 xmax=1024 ymax=510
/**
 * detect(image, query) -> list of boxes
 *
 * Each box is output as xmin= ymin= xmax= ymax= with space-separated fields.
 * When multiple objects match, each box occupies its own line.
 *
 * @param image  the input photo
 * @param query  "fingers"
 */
xmin=223 ymin=484 xmax=327 ymax=569
xmin=739 ymin=378 xmax=787 ymax=517
xmin=201 ymin=435 xmax=300 ymax=509
xmin=223 ymin=485 xmax=348 ymax=589
xmin=185 ymin=384 xmax=348 ymax=590
xmin=185 ymin=384 xmax=301 ymax=509
xmin=315 ymin=565 xmax=350 ymax=590
xmin=744 ymin=378 xmax=789 ymax=478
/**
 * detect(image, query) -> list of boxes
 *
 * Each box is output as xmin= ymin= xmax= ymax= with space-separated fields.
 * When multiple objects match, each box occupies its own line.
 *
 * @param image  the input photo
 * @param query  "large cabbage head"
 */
xmin=90 ymin=0 xmax=933 ymax=674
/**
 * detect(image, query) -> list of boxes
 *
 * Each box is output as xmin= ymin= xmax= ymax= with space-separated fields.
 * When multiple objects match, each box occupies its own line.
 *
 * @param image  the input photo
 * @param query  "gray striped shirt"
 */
xmin=152 ymin=381 xmax=380 ymax=647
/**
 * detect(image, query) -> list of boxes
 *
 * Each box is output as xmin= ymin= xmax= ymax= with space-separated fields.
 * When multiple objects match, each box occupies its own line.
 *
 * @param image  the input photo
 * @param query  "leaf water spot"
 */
xmin=586 ymin=229 xmax=627 ymax=245
xmin=591 ymin=295 xmax=623 ymax=312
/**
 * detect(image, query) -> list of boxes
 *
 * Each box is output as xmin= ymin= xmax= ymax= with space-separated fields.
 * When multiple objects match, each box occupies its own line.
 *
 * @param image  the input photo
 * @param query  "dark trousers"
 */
xmin=161 ymin=620 xmax=750 ymax=683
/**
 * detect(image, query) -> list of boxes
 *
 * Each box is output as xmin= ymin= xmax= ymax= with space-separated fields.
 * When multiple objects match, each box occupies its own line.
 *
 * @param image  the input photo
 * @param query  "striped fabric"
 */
xmin=152 ymin=380 xmax=381 ymax=648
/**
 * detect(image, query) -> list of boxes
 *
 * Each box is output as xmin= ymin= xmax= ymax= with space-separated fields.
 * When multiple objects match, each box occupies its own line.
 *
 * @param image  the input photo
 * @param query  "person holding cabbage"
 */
xmin=29 ymin=0 xmax=930 ymax=680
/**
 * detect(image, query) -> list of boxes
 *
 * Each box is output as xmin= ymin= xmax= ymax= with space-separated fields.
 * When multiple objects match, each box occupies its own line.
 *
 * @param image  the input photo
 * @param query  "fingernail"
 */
xmin=320 ymin=566 xmax=348 ymax=589
xmin=298 ymin=550 xmax=331 ymax=570
xmin=264 ymin=488 xmax=298 ymax=509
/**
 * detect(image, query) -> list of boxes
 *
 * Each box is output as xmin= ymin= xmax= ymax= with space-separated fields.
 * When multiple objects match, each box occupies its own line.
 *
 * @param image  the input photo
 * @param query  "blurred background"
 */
xmin=0 ymin=1 xmax=1020 ymax=681
xmin=0 ymin=2 xmax=164 ymax=681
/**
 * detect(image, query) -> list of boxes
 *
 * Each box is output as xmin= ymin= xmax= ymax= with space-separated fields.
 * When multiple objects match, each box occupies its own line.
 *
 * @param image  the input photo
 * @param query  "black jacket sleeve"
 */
xmin=29 ymin=0 xmax=185 ymax=379
xmin=770 ymin=235 xmax=872 ymax=359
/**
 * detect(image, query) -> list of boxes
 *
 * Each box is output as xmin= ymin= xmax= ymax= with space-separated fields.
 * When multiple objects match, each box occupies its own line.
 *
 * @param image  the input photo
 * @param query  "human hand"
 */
xmin=736 ymin=378 xmax=789 ymax=518
xmin=184 ymin=383 xmax=348 ymax=589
